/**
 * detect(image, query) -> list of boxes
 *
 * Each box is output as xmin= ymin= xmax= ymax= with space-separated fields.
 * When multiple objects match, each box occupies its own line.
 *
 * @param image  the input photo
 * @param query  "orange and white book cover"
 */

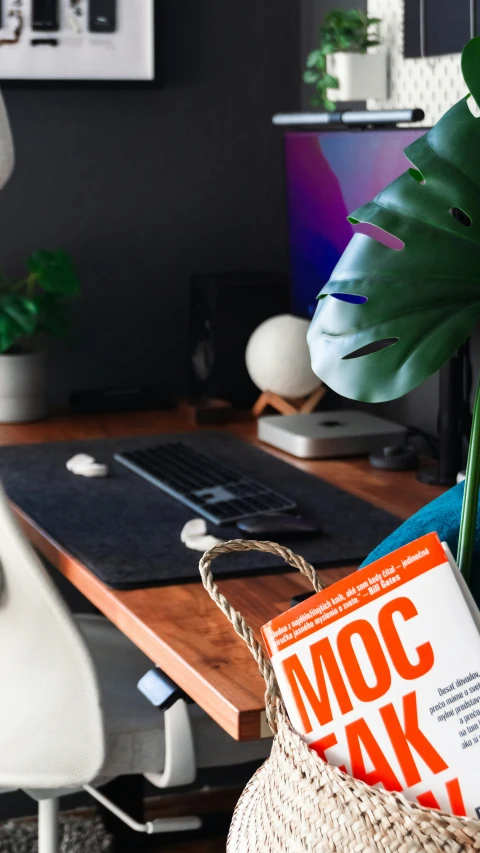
xmin=262 ymin=533 xmax=480 ymax=818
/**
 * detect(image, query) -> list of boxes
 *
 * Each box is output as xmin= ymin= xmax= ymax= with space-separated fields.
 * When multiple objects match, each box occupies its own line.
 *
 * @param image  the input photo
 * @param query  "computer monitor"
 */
xmin=284 ymin=127 xmax=427 ymax=319
xmin=283 ymin=125 xmax=470 ymax=487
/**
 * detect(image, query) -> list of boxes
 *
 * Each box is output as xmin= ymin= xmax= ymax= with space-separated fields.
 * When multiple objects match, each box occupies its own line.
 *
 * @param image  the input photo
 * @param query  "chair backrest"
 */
xmin=0 ymin=485 xmax=105 ymax=789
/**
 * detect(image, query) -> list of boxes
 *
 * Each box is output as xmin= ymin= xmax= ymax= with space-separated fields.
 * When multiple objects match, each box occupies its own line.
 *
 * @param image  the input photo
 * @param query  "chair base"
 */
xmin=36 ymin=787 xmax=201 ymax=853
xmin=93 ymin=774 xmax=144 ymax=846
xmin=85 ymin=783 xmax=202 ymax=835
xmin=38 ymin=798 xmax=59 ymax=853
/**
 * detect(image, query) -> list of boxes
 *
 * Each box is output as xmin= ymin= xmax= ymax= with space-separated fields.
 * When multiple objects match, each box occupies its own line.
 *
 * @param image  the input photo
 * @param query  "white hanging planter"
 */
xmin=326 ymin=51 xmax=387 ymax=104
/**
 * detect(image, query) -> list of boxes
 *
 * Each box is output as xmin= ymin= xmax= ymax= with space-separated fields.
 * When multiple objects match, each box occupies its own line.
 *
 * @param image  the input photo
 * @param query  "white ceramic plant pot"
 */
xmin=326 ymin=51 xmax=387 ymax=104
xmin=0 ymin=349 xmax=47 ymax=423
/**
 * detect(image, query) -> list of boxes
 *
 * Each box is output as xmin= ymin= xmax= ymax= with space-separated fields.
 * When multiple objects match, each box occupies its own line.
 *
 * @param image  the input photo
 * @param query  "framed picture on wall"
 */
xmin=0 ymin=0 xmax=155 ymax=82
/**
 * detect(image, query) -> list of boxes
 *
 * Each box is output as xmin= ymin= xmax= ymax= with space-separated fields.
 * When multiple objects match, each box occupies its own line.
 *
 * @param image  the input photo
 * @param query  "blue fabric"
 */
xmin=360 ymin=480 xmax=480 ymax=575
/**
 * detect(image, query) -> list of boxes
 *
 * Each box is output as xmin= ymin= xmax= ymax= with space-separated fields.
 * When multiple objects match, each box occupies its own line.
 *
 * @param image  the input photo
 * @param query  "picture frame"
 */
xmin=0 ymin=0 xmax=156 ymax=85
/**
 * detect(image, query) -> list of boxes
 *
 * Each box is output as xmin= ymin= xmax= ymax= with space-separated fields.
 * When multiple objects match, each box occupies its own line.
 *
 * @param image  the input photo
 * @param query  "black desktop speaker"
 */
xmin=188 ymin=272 xmax=289 ymax=408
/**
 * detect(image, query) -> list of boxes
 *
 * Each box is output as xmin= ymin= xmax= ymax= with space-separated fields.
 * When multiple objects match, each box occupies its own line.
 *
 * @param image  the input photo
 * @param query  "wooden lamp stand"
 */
xmin=252 ymin=384 xmax=326 ymax=418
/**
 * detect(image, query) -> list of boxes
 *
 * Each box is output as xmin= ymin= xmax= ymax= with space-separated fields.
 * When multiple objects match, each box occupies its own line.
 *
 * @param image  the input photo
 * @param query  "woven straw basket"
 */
xmin=199 ymin=538 xmax=480 ymax=853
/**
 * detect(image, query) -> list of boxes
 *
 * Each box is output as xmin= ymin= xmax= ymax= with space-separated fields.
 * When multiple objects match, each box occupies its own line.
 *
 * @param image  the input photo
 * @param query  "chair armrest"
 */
xmin=137 ymin=668 xmax=197 ymax=788
xmin=137 ymin=667 xmax=190 ymax=710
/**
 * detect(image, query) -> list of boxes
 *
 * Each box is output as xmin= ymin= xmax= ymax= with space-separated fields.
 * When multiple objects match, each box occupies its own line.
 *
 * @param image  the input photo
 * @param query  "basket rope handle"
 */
xmin=198 ymin=538 xmax=324 ymax=735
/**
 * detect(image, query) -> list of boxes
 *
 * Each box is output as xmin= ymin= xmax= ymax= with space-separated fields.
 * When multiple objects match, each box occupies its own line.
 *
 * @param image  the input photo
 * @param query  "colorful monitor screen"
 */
xmin=284 ymin=128 xmax=427 ymax=318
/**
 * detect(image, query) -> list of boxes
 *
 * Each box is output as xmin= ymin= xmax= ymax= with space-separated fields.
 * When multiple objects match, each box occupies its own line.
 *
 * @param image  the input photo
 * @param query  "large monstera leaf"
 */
xmin=307 ymin=37 xmax=480 ymax=403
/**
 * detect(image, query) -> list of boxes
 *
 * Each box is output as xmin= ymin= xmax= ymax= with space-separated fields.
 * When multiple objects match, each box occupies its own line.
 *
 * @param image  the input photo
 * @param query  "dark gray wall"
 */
xmin=0 ymin=0 xmax=300 ymax=406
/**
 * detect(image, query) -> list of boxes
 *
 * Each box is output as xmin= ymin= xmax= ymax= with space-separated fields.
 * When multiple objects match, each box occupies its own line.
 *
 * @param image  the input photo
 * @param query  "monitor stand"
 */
xmin=417 ymin=344 xmax=470 ymax=487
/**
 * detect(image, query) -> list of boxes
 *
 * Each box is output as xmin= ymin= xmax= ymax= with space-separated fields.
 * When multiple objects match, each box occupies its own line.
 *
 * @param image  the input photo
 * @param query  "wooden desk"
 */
xmin=0 ymin=411 xmax=444 ymax=741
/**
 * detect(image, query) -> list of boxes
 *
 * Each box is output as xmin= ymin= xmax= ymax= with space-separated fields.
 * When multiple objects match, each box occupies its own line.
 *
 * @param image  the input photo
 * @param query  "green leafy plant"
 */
xmin=303 ymin=8 xmax=381 ymax=111
xmin=307 ymin=36 xmax=480 ymax=585
xmin=0 ymin=249 xmax=80 ymax=354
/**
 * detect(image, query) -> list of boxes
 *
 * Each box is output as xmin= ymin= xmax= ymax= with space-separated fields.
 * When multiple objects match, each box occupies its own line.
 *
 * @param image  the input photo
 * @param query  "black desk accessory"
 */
xmin=188 ymin=273 xmax=288 ymax=408
xmin=369 ymin=345 xmax=471 ymax=484
xmin=0 ymin=432 xmax=400 ymax=589
xmin=416 ymin=343 xmax=471 ymax=486
xmin=290 ymin=590 xmax=316 ymax=608
xmin=69 ymin=385 xmax=174 ymax=415
xmin=369 ymin=445 xmax=419 ymax=472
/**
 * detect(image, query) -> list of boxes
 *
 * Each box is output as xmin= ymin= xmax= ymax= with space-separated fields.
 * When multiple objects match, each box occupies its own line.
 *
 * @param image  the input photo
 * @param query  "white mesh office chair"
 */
xmin=0 ymin=485 xmax=270 ymax=852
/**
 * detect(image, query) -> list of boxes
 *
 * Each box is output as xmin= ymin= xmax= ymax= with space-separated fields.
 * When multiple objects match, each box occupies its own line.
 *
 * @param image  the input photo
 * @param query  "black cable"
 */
xmin=464 ymin=339 xmax=473 ymax=440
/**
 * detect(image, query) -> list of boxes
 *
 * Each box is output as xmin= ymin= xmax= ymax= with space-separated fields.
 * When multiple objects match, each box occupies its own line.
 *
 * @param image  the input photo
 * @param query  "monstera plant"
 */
xmin=307 ymin=37 xmax=480 ymax=586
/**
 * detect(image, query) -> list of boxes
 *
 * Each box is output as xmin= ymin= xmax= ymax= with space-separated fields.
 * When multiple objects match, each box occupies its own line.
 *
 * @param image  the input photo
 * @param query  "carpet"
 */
xmin=0 ymin=815 xmax=113 ymax=852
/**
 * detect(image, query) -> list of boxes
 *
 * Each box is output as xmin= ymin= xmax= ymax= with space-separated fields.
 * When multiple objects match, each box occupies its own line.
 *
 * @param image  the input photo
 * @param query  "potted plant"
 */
xmin=307 ymin=36 xmax=480 ymax=588
xmin=303 ymin=8 xmax=386 ymax=111
xmin=0 ymin=249 xmax=80 ymax=423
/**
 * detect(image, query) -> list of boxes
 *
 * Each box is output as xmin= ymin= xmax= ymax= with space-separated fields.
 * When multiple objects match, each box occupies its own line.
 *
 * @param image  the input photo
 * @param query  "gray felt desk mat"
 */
xmin=0 ymin=432 xmax=400 ymax=589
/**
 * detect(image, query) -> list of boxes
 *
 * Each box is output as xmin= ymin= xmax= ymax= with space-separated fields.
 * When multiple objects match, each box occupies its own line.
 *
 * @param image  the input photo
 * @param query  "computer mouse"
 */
xmin=236 ymin=513 xmax=322 ymax=538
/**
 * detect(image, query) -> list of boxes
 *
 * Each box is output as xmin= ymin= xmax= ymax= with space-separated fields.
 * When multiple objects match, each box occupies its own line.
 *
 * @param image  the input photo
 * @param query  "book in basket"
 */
xmin=261 ymin=532 xmax=480 ymax=818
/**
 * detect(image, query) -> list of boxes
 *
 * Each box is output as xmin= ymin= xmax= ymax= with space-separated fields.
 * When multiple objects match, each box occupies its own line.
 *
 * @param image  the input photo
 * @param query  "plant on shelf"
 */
xmin=0 ymin=249 xmax=80 ymax=424
xmin=303 ymin=8 xmax=381 ymax=110
xmin=307 ymin=36 xmax=480 ymax=586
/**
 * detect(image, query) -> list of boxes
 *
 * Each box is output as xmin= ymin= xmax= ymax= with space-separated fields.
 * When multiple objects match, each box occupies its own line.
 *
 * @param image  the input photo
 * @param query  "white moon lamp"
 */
xmin=246 ymin=314 xmax=325 ymax=416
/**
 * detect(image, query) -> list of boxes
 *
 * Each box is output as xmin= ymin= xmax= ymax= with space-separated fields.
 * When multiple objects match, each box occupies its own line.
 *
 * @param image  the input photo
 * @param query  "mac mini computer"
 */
xmin=258 ymin=411 xmax=406 ymax=459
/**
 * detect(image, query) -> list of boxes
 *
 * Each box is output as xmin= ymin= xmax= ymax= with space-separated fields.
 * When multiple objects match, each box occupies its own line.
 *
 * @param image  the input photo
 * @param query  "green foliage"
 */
xmin=27 ymin=250 xmax=80 ymax=296
xmin=303 ymin=8 xmax=381 ymax=111
xmin=307 ymin=36 xmax=480 ymax=402
xmin=0 ymin=249 xmax=80 ymax=354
